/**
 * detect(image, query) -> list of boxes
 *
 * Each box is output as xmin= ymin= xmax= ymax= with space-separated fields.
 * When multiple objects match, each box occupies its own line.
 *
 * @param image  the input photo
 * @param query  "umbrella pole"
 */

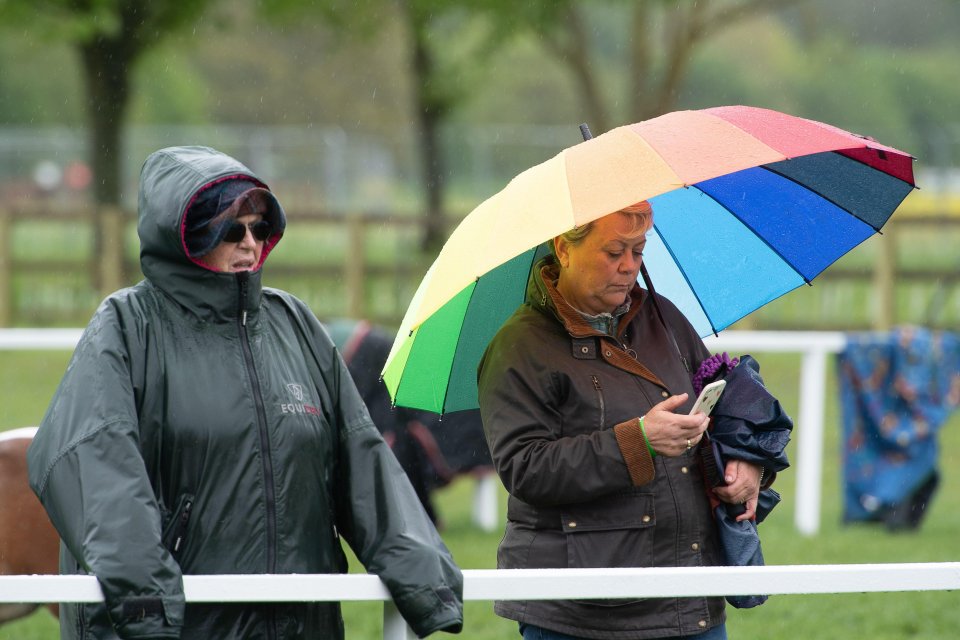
xmin=639 ymin=264 xmax=691 ymax=374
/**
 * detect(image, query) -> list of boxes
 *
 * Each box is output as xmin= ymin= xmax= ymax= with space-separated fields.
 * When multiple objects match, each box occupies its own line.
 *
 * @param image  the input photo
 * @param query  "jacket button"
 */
xmin=581 ymin=346 xmax=589 ymax=354
xmin=568 ymin=521 xmax=577 ymax=528
xmin=691 ymin=542 xmax=700 ymax=551
xmin=642 ymin=515 xmax=651 ymax=523
xmin=660 ymin=390 xmax=669 ymax=397
xmin=681 ymin=466 xmax=688 ymax=474
xmin=698 ymin=620 xmax=707 ymax=628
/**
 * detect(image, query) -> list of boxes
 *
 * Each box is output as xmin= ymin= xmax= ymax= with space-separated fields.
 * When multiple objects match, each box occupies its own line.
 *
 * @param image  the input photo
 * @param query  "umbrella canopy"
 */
xmin=383 ymin=105 xmax=916 ymax=414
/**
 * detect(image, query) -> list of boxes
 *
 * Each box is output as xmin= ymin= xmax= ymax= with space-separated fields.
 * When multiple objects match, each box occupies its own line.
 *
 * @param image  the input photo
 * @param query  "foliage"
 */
xmin=0 ymin=0 xmax=212 ymax=54
xmin=0 ymin=32 xmax=84 ymax=126
xmin=2 ymin=1 xmax=958 ymax=151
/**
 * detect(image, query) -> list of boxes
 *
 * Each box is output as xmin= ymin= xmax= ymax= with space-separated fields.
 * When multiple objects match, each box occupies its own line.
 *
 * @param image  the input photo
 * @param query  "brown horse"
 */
xmin=0 ymin=427 xmax=59 ymax=624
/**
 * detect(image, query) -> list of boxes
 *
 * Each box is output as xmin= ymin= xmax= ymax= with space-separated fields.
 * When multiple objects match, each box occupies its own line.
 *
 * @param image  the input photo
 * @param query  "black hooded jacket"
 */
xmin=28 ymin=146 xmax=463 ymax=639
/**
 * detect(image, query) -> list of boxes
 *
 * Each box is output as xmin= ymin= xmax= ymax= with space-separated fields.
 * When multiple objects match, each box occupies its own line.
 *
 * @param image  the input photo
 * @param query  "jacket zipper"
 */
xmin=173 ymin=499 xmax=193 ymax=553
xmin=591 ymin=375 xmax=605 ymax=429
xmin=236 ymin=273 xmax=278 ymax=640
xmin=162 ymin=493 xmax=195 ymax=555
xmin=613 ymin=335 xmax=638 ymax=361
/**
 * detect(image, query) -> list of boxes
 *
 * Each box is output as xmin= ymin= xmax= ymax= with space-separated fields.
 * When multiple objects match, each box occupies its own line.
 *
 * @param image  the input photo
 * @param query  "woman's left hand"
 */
xmin=713 ymin=460 xmax=763 ymax=522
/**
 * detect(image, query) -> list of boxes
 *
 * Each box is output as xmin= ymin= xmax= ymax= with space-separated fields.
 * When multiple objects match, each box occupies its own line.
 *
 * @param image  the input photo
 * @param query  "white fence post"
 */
xmin=382 ymin=601 xmax=417 ymax=640
xmin=472 ymin=473 xmax=500 ymax=532
xmin=795 ymin=347 xmax=829 ymax=536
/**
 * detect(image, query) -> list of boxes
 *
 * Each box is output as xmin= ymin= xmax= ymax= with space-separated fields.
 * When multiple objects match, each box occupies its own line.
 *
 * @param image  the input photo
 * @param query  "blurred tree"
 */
xmin=262 ymin=0 xmax=489 ymax=251
xmin=400 ymin=0 xmax=459 ymax=251
xmin=0 ymin=33 xmax=84 ymax=126
xmin=487 ymin=0 xmax=807 ymax=131
xmin=0 ymin=0 xmax=214 ymax=291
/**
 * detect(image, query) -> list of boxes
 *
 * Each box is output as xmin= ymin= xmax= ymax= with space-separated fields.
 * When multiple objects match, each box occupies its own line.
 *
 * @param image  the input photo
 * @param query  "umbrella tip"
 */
xmin=579 ymin=123 xmax=593 ymax=141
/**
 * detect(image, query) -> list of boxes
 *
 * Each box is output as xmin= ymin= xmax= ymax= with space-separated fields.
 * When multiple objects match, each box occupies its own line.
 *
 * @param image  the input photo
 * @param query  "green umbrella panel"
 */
xmin=383 ymin=244 xmax=551 ymax=414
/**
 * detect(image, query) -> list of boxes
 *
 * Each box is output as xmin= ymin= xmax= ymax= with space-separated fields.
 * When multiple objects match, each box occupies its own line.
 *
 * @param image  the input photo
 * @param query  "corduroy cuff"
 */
xmin=614 ymin=418 xmax=656 ymax=486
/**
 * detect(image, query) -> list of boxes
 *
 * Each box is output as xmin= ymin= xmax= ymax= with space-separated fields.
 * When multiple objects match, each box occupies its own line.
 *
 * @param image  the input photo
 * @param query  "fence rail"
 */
xmin=2 ymin=565 xmax=958 ymax=640
xmin=0 ymin=205 xmax=434 ymax=327
xmin=2 ymin=206 xmax=959 ymax=328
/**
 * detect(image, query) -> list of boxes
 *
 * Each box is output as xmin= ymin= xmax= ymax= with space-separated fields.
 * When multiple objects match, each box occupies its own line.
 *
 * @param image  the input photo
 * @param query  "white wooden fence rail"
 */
xmin=1 ymin=565 xmax=958 ymax=640
xmin=1 ymin=329 xmax=847 ymax=537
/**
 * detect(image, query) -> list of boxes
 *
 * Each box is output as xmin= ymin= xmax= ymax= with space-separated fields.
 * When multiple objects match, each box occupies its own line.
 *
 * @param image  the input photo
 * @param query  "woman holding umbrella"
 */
xmin=478 ymin=201 xmax=763 ymax=640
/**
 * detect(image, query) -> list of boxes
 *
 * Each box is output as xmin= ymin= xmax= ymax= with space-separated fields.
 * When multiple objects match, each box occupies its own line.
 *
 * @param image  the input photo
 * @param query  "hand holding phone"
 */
xmin=689 ymin=380 xmax=726 ymax=416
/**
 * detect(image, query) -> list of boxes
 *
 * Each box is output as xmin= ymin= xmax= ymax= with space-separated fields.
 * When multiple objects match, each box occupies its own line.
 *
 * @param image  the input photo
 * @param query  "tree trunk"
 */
xmin=564 ymin=5 xmax=608 ymax=134
xmin=405 ymin=7 xmax=447 ymax=253
xmin=80 ymin=38 xmax=133 ymax=294
xmin=413 ymin=82 xmax=446 ymax=252
xmin=627 ymin=4 xmax=653 ymax=122
xmin=543 ymin=4 xmax=609 ymax=134
xmin=653 ymin=4 xmax=702 ymax=118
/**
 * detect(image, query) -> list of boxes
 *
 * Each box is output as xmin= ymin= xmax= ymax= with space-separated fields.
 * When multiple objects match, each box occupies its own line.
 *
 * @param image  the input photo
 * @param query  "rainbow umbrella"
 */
xmin=383 ymin=106 xmax=916 ymax=414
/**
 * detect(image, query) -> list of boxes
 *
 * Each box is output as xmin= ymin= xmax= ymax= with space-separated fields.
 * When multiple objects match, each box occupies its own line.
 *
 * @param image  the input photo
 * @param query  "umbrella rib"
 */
xmin=651 ymin=224 xmax=720 ymax=336
xmin=693 ymin=184 xmax=814 ymax=287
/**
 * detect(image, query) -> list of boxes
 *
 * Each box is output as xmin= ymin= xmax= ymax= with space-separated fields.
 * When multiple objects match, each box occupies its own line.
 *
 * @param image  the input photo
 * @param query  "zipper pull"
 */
xmin=242 ymin=310 xmax=248 ymax=326
xmin=173 ymin=498 xmax=193 ymax=552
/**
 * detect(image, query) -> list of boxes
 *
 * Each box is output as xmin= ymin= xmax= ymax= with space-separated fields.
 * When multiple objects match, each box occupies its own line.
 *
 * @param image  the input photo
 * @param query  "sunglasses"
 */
xmin=222 ymin=220 xmax=272 ymax=243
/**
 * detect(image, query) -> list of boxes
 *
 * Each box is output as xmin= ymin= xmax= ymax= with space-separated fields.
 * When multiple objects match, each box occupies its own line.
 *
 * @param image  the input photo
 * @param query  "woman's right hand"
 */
xmin=642 ymin=393 xmax=710 ymax=457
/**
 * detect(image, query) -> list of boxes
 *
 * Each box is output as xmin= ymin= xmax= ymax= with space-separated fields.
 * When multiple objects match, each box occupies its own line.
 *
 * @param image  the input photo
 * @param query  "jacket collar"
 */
xmin=530 ymin=257 xmax=646 ymax=340
xmin=530 ymin=257 xmax=665 ymax=388
xmin=143 ymin=256 xmax=263 ymax=325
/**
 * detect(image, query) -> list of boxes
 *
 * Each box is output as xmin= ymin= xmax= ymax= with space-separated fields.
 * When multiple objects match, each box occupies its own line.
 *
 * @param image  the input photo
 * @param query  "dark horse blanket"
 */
xmin=325 ymin=319 xmax=492 ymax=524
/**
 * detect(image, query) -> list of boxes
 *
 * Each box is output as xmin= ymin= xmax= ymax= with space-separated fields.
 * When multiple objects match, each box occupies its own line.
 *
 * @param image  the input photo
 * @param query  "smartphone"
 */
xmin=689 ymin=379 xmax=726 ymax=416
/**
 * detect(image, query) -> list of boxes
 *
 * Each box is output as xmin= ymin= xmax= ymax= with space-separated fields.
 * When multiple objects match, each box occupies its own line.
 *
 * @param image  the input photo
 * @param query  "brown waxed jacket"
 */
xmin=477 ymin=257 xmax=725 ymax=639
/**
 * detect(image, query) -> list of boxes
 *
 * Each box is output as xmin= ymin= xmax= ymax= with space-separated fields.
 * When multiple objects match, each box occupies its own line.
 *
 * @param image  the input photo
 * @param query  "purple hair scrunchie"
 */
xmin=692 ymin=352 xmax=740 ymax=395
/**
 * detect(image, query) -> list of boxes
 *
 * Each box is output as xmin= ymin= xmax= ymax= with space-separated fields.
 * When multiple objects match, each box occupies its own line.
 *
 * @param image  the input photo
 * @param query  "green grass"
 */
xmin=2 ymin=354 xmax=959 ymax=639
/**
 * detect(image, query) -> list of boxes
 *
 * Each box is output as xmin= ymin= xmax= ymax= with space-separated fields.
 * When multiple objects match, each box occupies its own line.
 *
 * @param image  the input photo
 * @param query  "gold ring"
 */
xmin=686 ymin=439 xmax=692 ymax=449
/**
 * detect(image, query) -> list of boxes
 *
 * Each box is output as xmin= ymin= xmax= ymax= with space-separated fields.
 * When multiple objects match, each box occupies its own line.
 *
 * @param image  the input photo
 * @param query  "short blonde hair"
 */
xmin=554 ymin=200 xmax=653 ymax=251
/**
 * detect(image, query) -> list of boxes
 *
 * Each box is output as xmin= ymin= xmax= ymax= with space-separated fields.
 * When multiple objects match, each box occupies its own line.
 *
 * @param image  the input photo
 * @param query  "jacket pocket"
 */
xmin=561 ymin=492 xmax=656 ymax=606
xmin=561 ymin=492 xmax=656 ymax=568
xmin=161 ymin=493 xmax=195 ymax=557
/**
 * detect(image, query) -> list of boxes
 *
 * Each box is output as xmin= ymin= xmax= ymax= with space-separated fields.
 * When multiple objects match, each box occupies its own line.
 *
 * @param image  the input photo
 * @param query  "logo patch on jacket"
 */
xmin=281 ymin=383 xmax=320 ymax=415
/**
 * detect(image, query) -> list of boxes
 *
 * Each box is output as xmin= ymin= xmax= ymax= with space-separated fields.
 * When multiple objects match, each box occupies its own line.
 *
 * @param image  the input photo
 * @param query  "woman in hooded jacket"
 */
xmin=27 ymin=146 xmax=463 ymax=640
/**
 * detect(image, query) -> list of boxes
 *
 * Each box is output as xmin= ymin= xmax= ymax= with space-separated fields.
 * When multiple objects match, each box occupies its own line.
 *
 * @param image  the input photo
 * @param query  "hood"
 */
xmin=137 ymin=146 xmax=287 ymax=323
